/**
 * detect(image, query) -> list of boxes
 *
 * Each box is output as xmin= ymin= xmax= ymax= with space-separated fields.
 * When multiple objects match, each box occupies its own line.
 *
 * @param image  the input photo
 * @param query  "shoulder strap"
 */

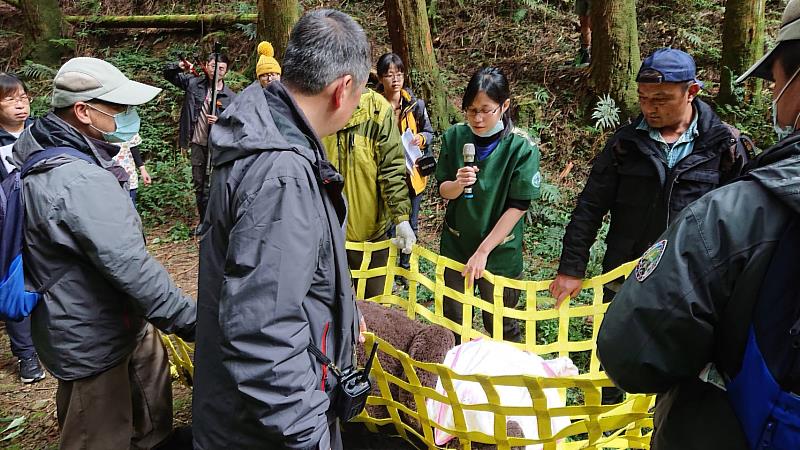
xmin=722 ymin=122 xmax=758 ymax=160
xmin=21 ymin=147 xmax=97 ymax=178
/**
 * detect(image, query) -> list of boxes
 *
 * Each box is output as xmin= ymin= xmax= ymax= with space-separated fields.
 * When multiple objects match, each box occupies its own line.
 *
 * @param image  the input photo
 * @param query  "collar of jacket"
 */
xmin=16 ymin=113 xmax=115 ymax=168
xmin=612 ymin=99 xmax=732 ymax=173
xmin=211 ymin=80 xmax=321 ymax=168
xmin=399 ymin=88 xmax=417 ymax=115
xmin=339 ymin=89 xmax=391 ymax=131
xmin=751 ymin=133 xmax=800 ymax=171
xmin=618 ymin=99 xmax=730 ymax=153
xmin=0 ymin=117 xmax=33 ymax=146
xmin=747 ymin=134 xmax=800 ymax=215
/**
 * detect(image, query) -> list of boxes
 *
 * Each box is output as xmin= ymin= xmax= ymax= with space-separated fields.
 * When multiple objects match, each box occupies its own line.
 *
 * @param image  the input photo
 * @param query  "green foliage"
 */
xmin=591 ymin=94 xmax=621 ymax=130
xmin=717 ymin=99 xmax=775 ymax=152
xmin=48 ymin=38 xmax=77 ymax=50
xmin=677 ymin=26 xmax=721 ymax=61
xmin=77 ymin=0 xmax=102 ymax=14
xmin=137 ymin=160 xmax=195 ymax=227
xmin=524 ymin=178 xmax=608 ymax=282
xmin=29 ymin=95 xmax=51 ymax=118
xmin=0 ymin=416 xmax=26 ymax=443
xmin=152 ymin=221 xmax=193 ymax=243
xmin=234 ymin=23 xmax=257 ymax=40
xmin=19 ymin=61 xmax=57 ymax=81
xmin=516 ymin=85 xmax=552 ymax=138
xmin=107 ymin=51 xmax=162 ymax=83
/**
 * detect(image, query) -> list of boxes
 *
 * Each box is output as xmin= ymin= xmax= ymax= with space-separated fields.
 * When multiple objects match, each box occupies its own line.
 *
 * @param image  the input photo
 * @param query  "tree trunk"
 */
xmin=718 ymin=0 xmax=765 ymax=107
xmin=63 ymin=13 xmax=257 ymax=28
xmin=590 ymin=0 xmax=641 ymax=119
xmin=385 ymin=0 xmax=451 ymax=131
xmin=20 ymin=0 xmax=64 ymax=65
xmin=256 ymin=0 xmax=299 ymax=62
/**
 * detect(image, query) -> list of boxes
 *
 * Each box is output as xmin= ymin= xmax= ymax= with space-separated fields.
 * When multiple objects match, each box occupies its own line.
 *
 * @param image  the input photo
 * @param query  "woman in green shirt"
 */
xmin=436 ymin=67 xmax=541 ymax=343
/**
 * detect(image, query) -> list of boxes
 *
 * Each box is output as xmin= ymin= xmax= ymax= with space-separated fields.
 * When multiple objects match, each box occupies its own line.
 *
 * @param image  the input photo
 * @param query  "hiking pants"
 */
xmin=347 ymin=246 xmax=390 ymax=300
xmin=4 ymin=316 xmax=36 ymax=360
xmin=55 ymin=323 xmax=172 ymax=450
xmin=190 ymin=143 xmax=209 ymax=221
xmin=442 ymin=267 xmax=523 ymax=344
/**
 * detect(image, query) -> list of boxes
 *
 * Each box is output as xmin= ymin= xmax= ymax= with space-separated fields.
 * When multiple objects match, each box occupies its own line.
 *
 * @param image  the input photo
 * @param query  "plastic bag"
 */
xmin=425 ymin=339 xmax=578 ymax=449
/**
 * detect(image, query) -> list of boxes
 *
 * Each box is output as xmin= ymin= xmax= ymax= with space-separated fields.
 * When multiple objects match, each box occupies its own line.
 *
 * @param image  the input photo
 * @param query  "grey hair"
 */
xmin=281 ymin=9 xmax=371 ymax=95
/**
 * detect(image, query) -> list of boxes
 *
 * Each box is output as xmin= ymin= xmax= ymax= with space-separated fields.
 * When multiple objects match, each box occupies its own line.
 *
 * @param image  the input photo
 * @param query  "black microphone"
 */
xmin=463 ymin=143 xmax=475 ymax=199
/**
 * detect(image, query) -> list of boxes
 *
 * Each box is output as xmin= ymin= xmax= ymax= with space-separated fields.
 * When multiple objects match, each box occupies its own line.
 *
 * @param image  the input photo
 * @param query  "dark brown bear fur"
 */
xmin=355 ymin=301 xmax=526 ymax=449
xmin=356 ymin=300 xmax=454 ymax=427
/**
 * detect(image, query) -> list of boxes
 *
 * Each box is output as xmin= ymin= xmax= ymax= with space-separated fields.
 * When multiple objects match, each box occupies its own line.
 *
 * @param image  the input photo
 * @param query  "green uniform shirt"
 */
xmin=435 ymin=123 xmax=541 ymax=276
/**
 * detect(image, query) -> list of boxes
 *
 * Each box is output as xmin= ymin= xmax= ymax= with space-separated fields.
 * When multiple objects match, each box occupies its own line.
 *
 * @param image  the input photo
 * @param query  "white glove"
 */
xmin=391 ymin=220 xmax=416 ymax=255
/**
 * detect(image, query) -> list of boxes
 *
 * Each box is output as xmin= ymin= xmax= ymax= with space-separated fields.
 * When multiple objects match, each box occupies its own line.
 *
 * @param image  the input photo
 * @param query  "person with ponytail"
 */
xmin=435 ymin=67 xmax=541 ymax=344
xmin=255 ymin=41 xmax=281 ymax=87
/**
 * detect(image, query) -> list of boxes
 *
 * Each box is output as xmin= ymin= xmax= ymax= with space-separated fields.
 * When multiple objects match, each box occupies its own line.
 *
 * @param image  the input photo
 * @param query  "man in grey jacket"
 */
xmin=193 ymin=9 xmax=369 ymax=450
xmin=13 ymin=57 xmax=196 ymax=450
xmin=597 ymin=2 xmax=800 ymax=447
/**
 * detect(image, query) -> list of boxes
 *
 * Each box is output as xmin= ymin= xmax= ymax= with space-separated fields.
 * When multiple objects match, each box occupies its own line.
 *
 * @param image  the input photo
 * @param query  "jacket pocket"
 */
xmin=444 ymin=219 xmax=460 ymax=237
xmin=677 ymin=168 xmax=720 ymax=184
xmin=616 ymin=163 xmax=657 ymax=206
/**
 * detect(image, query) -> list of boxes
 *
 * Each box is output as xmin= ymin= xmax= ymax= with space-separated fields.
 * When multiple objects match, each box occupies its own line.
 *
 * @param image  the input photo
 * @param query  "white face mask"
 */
xmin=469 ymin=119 xmax=505 ymax=138
xmin=772 ymin=64 xmax=800 ymax=141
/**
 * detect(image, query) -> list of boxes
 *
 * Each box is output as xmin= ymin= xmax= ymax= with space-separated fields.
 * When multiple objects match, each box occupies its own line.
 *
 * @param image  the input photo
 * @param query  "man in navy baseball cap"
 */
xmin=637 ymin=48 xmax=704 ymax=88
xmin=550 ymin=47 xmax=748 ymax=408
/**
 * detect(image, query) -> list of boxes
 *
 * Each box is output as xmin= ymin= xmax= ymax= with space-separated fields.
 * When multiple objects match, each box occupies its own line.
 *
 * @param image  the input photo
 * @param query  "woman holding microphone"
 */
xmin=436 ymin=67 xmax=541 ymax=343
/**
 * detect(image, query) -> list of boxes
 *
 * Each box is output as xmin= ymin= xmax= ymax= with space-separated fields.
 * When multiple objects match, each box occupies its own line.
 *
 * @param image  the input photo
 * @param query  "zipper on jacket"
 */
xmin=320 ymin=321 xmax=330 ymax=391
xmin=664 ymin=142 xmax=724 ymax=225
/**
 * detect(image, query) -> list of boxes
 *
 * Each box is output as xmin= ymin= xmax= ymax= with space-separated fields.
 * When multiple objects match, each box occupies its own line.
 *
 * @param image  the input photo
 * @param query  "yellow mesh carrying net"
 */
xmin=161 ymin=241 xmax=655 ymax=449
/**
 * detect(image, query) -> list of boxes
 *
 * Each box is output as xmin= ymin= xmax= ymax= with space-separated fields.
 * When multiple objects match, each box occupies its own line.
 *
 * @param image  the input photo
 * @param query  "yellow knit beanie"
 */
xmin=255 ymin=41 xmax=281 ymax=76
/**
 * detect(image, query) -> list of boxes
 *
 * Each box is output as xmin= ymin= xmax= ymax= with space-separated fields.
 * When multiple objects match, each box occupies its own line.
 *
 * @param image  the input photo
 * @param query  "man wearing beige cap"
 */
xmin=597 ymin=2 xmax=800 ymax=448
xmin=13 ymin=57 xmax=196 ymax=449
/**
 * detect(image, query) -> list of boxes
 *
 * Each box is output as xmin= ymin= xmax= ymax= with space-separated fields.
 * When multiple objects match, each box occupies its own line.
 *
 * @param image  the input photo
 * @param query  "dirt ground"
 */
xmin=0 ymin=233 xmax=415 ymax=449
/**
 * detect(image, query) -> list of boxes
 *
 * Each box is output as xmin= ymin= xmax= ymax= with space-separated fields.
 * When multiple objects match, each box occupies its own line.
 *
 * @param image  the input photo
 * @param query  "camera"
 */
xmin=334 ymin=342 xmax=379 ymax=422
xmin=416 ymin=154 xmax=437 ymax=177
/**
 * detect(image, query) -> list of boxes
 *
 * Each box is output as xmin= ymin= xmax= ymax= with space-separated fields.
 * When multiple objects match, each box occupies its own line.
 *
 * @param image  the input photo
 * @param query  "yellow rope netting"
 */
xmin=160 ymin=240 xmax=655 ymax=449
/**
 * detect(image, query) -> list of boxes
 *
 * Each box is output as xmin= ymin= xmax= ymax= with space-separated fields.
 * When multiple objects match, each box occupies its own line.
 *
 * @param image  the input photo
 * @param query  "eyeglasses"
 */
xmin=382 ymin=72 xmax=404 ymax=80
xmin=1 ymin=95 xmax=31 ymax=105
xmin=464 ymin=105 xmax=501 ymax=119
xmin=85 ymin=103 xmax=133 ymax=117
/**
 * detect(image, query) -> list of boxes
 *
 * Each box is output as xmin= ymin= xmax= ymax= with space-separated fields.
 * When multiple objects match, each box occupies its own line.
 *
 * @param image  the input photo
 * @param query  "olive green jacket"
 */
xmin=322 ymin=89 xmax=410 ymax=242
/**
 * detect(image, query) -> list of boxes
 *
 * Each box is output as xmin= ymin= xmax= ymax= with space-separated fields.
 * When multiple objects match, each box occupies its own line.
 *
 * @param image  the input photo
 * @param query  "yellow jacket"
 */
xmin=322 ymin=89 xmax=410 ymax=242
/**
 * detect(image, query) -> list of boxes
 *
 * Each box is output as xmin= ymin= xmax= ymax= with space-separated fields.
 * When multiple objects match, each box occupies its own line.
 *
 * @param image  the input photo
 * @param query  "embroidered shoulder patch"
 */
xmin=531 ymin=171 xmax=542 ymax=188
xmin=635 ymin=239 xmax=667 ymax=282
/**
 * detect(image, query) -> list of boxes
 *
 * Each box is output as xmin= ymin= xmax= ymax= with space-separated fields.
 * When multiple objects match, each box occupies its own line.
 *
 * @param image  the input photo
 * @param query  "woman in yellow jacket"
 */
xmin=376 ymin=53 xmax=435 ymax=280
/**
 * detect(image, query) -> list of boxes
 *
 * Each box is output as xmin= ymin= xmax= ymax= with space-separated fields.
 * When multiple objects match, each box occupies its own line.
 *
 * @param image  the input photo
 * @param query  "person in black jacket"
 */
xmin=163 ymin=53 xmax=236 ymax=225
xmin=0 ymin=72 xmax=45 ymax=385
xmin=597 ymin=7 xmax=800 ymax=446
xmin=550 ymin=48 xmax=747 ymax=307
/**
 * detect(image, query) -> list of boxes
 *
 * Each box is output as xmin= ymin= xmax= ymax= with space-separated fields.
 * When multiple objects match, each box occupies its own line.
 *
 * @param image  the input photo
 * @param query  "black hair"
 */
xmin=282 ymin=9 xmax=371 ymax=95
xmin=462 ymin=67 xmax=512 ymax=122
xmin=778 ymin=40 xmax=800 ymax=80
xmin=0 ymin=72 xmax=28 ymax=100
xmin=206 ymin=53 xmax=230 ymax=65
xmin=376 ymin=53 xmax=405 ymax=76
